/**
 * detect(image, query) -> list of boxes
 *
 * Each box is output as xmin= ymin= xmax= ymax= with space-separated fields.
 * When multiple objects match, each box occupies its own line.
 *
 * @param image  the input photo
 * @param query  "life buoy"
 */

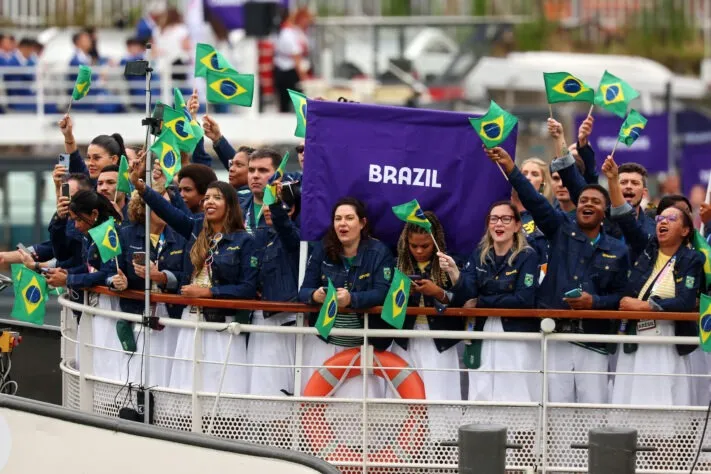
xmin=302 ymin=348 xmax=427 ymax=464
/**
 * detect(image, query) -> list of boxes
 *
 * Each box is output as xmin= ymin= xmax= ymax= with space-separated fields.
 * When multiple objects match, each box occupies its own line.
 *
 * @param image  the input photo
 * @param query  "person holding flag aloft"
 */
xmin=438 ymin=201 xmax=539 ymax=402
xmin=298 ymin=197 xmax=394 ymax=398
xmin=57 ymin=114 xmax=124 ymax=183
xmin=602 ymin=155 xmax=704 ymax=406
xmin=485 ymin=123 xmax=629 ymax=404
xmin=387 ymin=208 xmax=462 ymax=402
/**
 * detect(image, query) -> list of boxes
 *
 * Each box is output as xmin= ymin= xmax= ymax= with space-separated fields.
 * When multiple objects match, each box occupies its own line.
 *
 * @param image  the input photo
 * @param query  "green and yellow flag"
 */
xmin=618 ymin=109 xmax=648 ymax=147
xmin=206 ymin=69 xmax=254 ymax=107
xmin=11 ymin=264 xmax=48 ymax=325
xmin=87 ymin=217 xmax=121 ymax=263
xmin=468 ymin=100 xmax=518 ymax=148
xmin=593 ymin=70 xmax=639 ymax=118
xmin=72 ymin=65 xmax=92 ymax=101
xmin=150 ymin=131 xmax=182 ymax=185
xmin=262 ymin=153 xmax=289 ymax=206
xmin=381 ymin=269 xmax=411 ymax=329
xmin=288 ymin=89 xmax=307 ymax=138
xmin=194 ymin=43 xmax=231 ymax=78
xmin=173 ymin=87 xmax=204 ymax=142
xmin=692 ymin=230 xmax=711 ymax=288
xmin=700 ymin=294 xmax=711 ymax=352
xmin=314 ymin=278 xmax=338 ymax=339
xmin=543 ymin=72 xmax=594 ymax=104
xmin=263 ymin=184 xmax=278 ymax=206
xmin=392 ymin=199 xmax=432 ymax=233
xmin=162 ymin=104 xmax=199 ymax=153
xmin=116 ymin=154 xmax=132 ymax=194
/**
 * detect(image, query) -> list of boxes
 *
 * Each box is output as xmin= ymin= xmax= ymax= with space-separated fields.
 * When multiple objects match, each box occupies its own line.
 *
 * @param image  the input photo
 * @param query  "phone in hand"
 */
xmin=61 ymin=182 xmax=70 ymax=198
xmin=16 ymin=243 xmax=30 ymax=255
xmin=133 ymin=251 xmax=146 ymax=265
xmin=57 ymin=153 xmax=70 ymax=169
xmin=564 ymin=288 xmax=582 ymax=298
xmin=407 ymin=275 xmax=423 ymax=282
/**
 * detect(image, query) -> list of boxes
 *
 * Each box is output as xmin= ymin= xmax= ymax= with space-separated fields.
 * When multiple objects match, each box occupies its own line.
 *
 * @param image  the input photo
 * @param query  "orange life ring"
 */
xmin=302 ymin=348 xmax=427 ymax=464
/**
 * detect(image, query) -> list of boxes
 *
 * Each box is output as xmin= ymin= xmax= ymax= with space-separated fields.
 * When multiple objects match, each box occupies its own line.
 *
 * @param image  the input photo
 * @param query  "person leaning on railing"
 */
xmin=603 ymin=156 xmax=705 ymax=406
xmin=440 ymin=201 xmax=539 ymax=403
xmin=486 ymin=119 xmax=629 ymax=405
xmin=132 ymin=170 xmax=257 ymax=395
xmin=298 ymin=197 xmax=394 ymax=398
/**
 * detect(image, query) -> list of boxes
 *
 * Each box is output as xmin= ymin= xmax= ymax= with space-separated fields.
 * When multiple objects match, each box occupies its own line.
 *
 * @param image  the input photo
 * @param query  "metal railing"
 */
xmin=57 ymin=287 xmax=711 ymax=473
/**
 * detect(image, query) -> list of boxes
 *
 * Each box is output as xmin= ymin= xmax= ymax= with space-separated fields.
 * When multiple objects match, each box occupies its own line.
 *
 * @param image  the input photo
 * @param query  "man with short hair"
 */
xmin=96 ymin=165 xmax=128 ymax=221
xmin=616 ymin=162 xmax=655 ymax=238
xmin=243 ymin=148 xmax=281 ymax=233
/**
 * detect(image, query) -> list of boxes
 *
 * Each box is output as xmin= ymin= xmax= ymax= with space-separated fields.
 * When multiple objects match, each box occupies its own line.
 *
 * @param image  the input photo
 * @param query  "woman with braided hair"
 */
xmin=389 ymin=211 xmax=463 ymax=401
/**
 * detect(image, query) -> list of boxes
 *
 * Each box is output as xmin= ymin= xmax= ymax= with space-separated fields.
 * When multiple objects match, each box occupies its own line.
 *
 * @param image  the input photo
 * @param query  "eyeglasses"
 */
xmin=488 ymin=215 xmax=515 ymax=224
xmin=204 ymin=233 xmax=223 ymax=267
xmin=655 ymin=214 xmax=679 ymax=224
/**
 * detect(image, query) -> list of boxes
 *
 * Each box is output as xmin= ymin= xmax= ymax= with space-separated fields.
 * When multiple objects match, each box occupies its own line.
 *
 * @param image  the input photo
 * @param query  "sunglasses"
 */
xmin=655 ymin=214 xmax=679 ymax=224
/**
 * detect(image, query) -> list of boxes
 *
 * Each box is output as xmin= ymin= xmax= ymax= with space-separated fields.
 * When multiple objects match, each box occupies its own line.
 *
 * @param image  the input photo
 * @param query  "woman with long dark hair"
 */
xmin=58 ymin=114 xmax=124 ymax=181
xmin=299 ymin=197 xmax=394 ymax=398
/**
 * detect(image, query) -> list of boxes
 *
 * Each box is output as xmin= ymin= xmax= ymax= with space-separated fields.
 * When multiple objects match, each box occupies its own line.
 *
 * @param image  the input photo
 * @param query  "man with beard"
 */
xmin=486 ymin=119 xmax=629 ymax=404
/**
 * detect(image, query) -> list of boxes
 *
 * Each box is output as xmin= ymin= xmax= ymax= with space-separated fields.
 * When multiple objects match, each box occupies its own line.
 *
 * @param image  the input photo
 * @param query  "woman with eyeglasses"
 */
xmin=439 ymin=201 xmax=539 ymax=402
xmin=44 ymin=190 xmax=124 ymax=380
xmin=603 ymin=157 xmax=704 ymax=406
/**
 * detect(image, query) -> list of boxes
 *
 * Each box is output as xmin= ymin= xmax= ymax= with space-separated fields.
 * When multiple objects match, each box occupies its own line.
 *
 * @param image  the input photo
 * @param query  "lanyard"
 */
xmin=641 ymin=255 xmax=676 ymax=301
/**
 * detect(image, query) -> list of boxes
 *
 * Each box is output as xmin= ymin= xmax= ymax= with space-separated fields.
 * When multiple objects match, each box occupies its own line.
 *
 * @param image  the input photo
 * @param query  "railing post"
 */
xmin=458 ymin=424 xmax=508 ymax=474
xmin=191 ymin=308 xmax=203 ymax=433
xmin=588 ymin=428 xmax=638 ymax=474
xmin=540 ymin=318 xmax=555 ymax=473
xmin=78 ymin=291 xmax=95 ymax=413
xmin=361 ymin=313 xmax=369 ymax=474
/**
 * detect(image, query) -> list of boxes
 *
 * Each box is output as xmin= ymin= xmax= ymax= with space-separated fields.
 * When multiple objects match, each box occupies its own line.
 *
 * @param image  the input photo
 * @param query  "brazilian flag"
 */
xmin=72 ymin=65 xmax=92 ymax=101
xmin=150 ymin=132 xmax=182 ymax=185
xmin=593 ymin=70 xmax=639 ymax=118
xmin=263 ymin=184 xmax=278 ymax=206
xmin=288 ymin=89 xmax=307 ymax=138
xmin=618 ymin=109 xmax=648 ymax=147
xmin=468 ymin=100 xmax=518 ymax=148
xmin=116 ymin=154 xmax=132 ymax=194
xmin=206 ymin=69 xmax=254 ymax=107
xmin=700 ymin=294 xmax=711 ymax=352
xmin=381 ymin=269 xmax=411 ymax=329
xmin=173 ymin=88 xmax=204 ymax=143
xmin=10 ymin=264 xmax=48 ymax=325
xmin=543 ymin=72 xmax=594 ymax=104
xmin=268 ymin=152 xmax=290 ymax=184
xmin=194 ymin=43 xmax=231 ymax=78
xmin=87 ymin=217 xmax=121 ymax=263
xmin=692 ymin=230 xmax=711 ymax=288
xmin=391 ymin=199 xmax=432 ymax=233
xmin=314 ymin=278 xmax=337 ymax=339
xmin=162 ymin=104 xmax=199 ymax=153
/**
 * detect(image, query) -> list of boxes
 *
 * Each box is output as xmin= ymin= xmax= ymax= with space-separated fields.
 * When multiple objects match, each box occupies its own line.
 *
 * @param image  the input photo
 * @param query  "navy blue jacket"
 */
xmin=241 ymin=193 xmax=269 ymax=235
xmin=64 ymin=238 xmax=109 ymax=290
xmin=393 ymin=259 xmax=463 ymax=353
xmin=577 ymin=142 xmax=599 ymax=185
xmin=254 ymin=203 xmax=300 ymax=307
xmin=48 ymin=214 xmax=86 ymax=270
xmin=27 ymin=240 xmax=56 ymax=263
xmin=299 ymin=238 xmax=395 ymax=351
xmin=142 ymin=187 xmax=201 ymax=241
xmin=105 ymin=223 xmax=188 ymax=319
xmin=521 ymin=210 xmax=549 ymax=266
xmin=510 ymin=165 xmax=629 ymax=351
xmin=452 ymin=247 xmax=539 ymax=332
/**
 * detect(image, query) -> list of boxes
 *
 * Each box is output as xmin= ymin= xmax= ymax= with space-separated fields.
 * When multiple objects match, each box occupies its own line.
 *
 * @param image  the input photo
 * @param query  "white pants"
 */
xmin=547 ymin=341 xmax=608 ymax=403
xmin=91 ymin=294 xmax=124 ymax=381
xmin=247 ymin=310 xmax=296 ymax=396
xmin=129 ymin=304 xmax=179 ymax=387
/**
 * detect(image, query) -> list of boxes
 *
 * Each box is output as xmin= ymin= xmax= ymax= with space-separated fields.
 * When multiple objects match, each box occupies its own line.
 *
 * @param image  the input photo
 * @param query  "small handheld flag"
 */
xmin=381 ymin=269 xmax=411 ymax=329
xmin=392 ymin=199 xmax=432 ymax=233
xmin=315 ymin=278 xmax=338 ymax=339
xmin=162 ymin=104 xmax=199 ymax=153
xmin=116 ymin=154 xmax=132 ymax=195
xmin=268 ymin=152 xmax=290 ymax=184
xmin=87 ymin=217 xmax=122 ymax=263
xmin=173 ymin=88 xmax=204 ymax=142
xmin=263 ymin=184 xmax=278 ymax=206
xmin=699 ymin=294 xmax=711 ymax=352
xmin=543 ymin=72 xmax=594 ymax=104
xmin=206 ymin=69 xmax=254 ymax=107
xmin=72 ymin=65 xmax=92 ymax=101
xmin=150 ymin=132 xmax=182 ymax=185
xmin=194 ymin=43 xmax=232 ymax=78
xmin=593 ymin=70 xmax=639 ymax=118
xmin=11 ymin=264 xmax=48 ymax=325
xmin=288 ymin=89 xmax=307 ymax=138
xmin=468 ymin=100 xmax=518 ymax=149
xmin=617 ymin=109 xmax=648 ymax=150
xmin=692 ymin=230 xmax=711 ymax=288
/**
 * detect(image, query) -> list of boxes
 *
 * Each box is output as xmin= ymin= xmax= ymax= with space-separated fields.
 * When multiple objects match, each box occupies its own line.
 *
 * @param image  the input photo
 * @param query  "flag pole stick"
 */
xmin=114 ymin=187 xmax=118 ymax=203
xmin=67 ymin=97 xmax=74 ymax=114
xmin=610 ymin=140 xmax=620 ymax=159
xmin=429 ymin=232 xmax=441 ymax=254
xmin=495 ymin=162 xmax=509 ymax=181
xmin=548 ymin=104 xmax=553 ymax=118
xmin=587 ymin=104 xmax=594 ymax=116
xmin=115 ymin=256 xmax=120 ymax=274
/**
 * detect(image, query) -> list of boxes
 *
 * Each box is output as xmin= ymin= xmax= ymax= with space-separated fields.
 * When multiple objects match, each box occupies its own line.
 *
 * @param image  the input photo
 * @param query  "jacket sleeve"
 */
xmin=30 ymin=240 xmax=55 ymax=262
xmin=299 ymin=244 xmax=324 ymax=304
xmin=213 ymin=136 xmax=236 ymax=171
xmin=210 ymin=236 xmax=257 ymax=299
xmin=142 ymin=187 xmax=195 ymax=240
xmin=449 ymin=251 xmax=480 ymax=307
xmin=68 ymin=149 xmax=90 ymax=176
xmin=551 ymin=151 xmax=588 ymax=208
xmin=66 ymin=267 xmax=109 ymax=290
xmin=190 ymin=138 xmax=212 ymax=167
xmin=609 ymin=203 xmax=650 ymax=257
xmin=649 ymin=252 xmax=705 ymax=312
xmin=509 ymin=166 xmax=565 ymax=238
xmin=592 ymin=248 xmax=630 ymax=310
xmin=477 ymin=249 xmax=538 ymax=309
xmin=269 ymin=203 xmax=301 ymax=253
xmin=349 ymin=245 xmax=394 ymax=309
xmin=49 ymin=216 xmax=70 ymax=262
xmin=578 ymin=143 xmax=599 ymax=184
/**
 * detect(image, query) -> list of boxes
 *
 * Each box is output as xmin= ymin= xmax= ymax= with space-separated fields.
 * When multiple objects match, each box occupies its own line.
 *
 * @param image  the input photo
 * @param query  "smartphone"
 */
xmin=407 ymin=275 xmax=423 ymax=281
xmin=16 ymin=243 xmax=30 ymax=255
xmin=61 ymin=182 xmax=70 ymax=198
xmin=564 ymin=288 xmax=582 ymax=298
xmin=133 ymin=251 xmax=146 ymax=265
xmin=57 ymin=153 xmax=70 ymax=169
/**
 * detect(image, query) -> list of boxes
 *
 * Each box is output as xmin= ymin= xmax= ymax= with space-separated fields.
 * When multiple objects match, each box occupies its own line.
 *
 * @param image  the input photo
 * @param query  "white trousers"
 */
xmin=247 ymin=310 xmax=296 ymax=396
xmin=547 ymin=341 xmax=608 ymax=403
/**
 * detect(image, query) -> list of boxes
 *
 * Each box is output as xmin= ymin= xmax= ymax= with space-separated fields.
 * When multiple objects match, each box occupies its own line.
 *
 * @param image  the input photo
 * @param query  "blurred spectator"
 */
xmin=30 ymin=39 xmax=43 ymax=61
xmin=69 ymin=30 xmax=122 ymax=113
xmin=659 ymin=172 xmax=681 ymax=196
xmin=84 ymin=26 xmax=106 ymax=66
xmin=690 ymin=184 xmax=706 ymax=229
xmin=136 ymin=1 xmax=166 ymax=43
xmin=4 ymin=38 xmax=37 ymax=112
xmin=0 ymin=34 xmax=16 ymax=64
xmin=273 ymin=7 xmax=313 ymax=112
xmin=70 ymin=30 xmax=94 ymax=67
xmin=154 ymin=7 xmax=191 ymax=96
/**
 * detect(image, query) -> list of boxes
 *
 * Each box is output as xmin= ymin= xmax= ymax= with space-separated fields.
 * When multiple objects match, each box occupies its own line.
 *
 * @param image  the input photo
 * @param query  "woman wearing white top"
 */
xmin=273 ymin=8 xmax=312 ymax=112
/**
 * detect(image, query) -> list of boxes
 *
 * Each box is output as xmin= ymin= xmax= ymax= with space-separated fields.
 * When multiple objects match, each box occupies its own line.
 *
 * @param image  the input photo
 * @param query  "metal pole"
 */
xmin=458 ymin=424 xmax=508 ymax=474
xmin=588 ymin=427 xmax=638 ymax=474
xmin=142 ymin=44 xmax=154 ymax=425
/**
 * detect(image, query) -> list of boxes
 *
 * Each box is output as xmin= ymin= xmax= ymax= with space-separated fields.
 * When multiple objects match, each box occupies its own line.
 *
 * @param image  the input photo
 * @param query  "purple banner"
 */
xmin=204 ymin=0 xmax=289 ymax=31
xmin=301 ymin=101 xmax=516 ymax=255
xmin=574 ymin=113 xmax=669 ymax=173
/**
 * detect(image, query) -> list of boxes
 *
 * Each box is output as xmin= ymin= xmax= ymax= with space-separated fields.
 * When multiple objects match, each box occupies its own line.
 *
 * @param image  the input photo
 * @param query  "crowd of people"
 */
xmin=0 ymin=86 xmax=709 ymax=407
